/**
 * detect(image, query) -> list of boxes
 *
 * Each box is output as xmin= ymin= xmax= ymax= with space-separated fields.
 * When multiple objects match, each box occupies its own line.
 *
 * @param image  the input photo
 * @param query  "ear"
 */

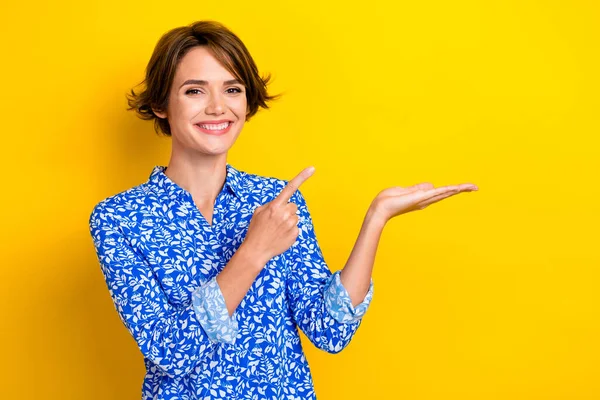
xmin=152 ymin=107 xmax=167 ymax=119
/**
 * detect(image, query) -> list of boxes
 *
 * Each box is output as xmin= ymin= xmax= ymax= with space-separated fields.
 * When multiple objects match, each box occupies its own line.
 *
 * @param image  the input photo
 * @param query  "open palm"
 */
xmin=374 ymin=182 xmax=479 ymax=221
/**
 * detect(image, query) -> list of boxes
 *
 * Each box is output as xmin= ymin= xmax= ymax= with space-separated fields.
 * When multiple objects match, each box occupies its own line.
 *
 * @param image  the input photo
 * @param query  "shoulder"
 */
xmin=241 ymin=169 xmax=305 ymax=205
xmin=88 ymin=183 xmax=149 ymax=229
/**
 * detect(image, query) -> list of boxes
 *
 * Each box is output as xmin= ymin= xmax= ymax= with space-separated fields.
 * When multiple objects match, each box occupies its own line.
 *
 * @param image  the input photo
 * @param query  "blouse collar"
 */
xmin=147 ymin=163 xmax=246 ymax=201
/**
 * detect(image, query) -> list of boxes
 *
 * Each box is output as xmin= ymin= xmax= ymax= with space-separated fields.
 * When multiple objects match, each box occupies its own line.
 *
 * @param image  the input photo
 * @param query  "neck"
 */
xmin=164 ymin=146 xmax=228 ymax=203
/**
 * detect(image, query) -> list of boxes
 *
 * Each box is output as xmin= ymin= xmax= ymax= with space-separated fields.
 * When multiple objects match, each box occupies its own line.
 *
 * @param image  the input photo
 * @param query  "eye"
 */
xmin=226 ymin=87 xmax=243 ymax=94
xmin=185 ymin=88 xmax=203 ymax=95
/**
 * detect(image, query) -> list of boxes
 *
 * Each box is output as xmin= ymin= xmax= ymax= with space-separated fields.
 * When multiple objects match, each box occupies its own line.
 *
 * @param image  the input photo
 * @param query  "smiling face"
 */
xmin=153 ymin=46 xmax=248 ymax=156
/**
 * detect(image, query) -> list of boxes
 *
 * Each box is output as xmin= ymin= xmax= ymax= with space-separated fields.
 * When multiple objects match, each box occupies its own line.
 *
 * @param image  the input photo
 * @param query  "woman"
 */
xmin=88 ymin=20 xmax=478 ymax=400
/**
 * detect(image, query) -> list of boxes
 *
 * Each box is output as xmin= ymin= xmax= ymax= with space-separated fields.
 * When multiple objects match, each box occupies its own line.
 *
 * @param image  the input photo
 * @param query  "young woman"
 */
xmin=88 ymin=20 xmax=478 ymax=400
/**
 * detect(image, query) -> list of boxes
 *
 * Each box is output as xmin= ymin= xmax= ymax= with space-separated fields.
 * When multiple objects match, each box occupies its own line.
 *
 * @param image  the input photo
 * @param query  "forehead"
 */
xmin=174 ymin=46 xmax=236 ymax=82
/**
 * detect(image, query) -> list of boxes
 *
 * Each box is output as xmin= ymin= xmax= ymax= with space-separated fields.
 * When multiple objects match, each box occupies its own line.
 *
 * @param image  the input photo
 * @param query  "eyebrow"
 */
xmin=179 ymin=79 xmax=242 ymax=89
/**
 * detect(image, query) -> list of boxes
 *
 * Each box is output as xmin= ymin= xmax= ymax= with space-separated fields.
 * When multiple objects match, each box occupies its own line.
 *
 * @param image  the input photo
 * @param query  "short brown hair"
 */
xmin=126 ymin=20 xmax=281 ymax=136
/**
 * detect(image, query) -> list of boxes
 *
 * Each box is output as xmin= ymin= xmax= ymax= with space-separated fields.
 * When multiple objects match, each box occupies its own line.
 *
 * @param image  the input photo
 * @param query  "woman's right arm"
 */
xmin=216 ymin=167 xmax=317 ymax=315
xmin=88 ymin=203 xmax=259 ymax=378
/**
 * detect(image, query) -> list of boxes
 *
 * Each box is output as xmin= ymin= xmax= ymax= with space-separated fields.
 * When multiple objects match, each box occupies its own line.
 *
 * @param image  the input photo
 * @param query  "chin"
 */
xmin=194 ymin=142 xmax=235 ymax=155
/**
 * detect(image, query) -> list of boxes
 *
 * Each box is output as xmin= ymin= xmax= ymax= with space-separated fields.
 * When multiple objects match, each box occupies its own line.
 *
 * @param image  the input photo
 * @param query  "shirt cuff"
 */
xmin=191 ymin=277 xmax=238 ymax=344
xmin=324 ymin=270 xmax=374 ymax=324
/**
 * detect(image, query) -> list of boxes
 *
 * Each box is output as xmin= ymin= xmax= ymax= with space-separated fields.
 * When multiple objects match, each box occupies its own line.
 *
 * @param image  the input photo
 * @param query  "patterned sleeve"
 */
xmin=191 ymin=277 xmax=238 ymax=344
xmin=88 ymin=203 xmax=237 ymax=378
xmin=285 ymin=189 xmax=373 ymax=354
xmin=324 ymin=270 xmax=374 ymax=324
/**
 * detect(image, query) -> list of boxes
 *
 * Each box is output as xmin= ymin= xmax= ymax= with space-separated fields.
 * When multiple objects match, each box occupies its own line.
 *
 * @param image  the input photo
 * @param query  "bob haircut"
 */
xmin=127 ymin=20 xmax=281 ymax=136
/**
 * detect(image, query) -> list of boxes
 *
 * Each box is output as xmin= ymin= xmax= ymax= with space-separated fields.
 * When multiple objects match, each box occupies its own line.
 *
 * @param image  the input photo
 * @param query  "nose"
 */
xmin=205 ymin=91 xmax=226 ymax=115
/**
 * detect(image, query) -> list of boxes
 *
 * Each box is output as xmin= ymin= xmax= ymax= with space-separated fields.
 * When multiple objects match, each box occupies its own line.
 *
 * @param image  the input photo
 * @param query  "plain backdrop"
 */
xmin=1 ymin=1 xmax=598 ymax=398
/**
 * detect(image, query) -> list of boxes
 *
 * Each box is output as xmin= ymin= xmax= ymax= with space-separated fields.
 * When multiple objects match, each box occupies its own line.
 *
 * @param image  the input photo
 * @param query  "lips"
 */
xmin=196 ymin=119 xmax=233 ymax=126
xmin=194 ymin=121 xmax=233 ymax=136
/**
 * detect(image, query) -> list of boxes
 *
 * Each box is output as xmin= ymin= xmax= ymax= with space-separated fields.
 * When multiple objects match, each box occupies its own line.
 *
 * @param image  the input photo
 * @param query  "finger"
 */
xmin=415 ymin=183 xmax=476 ymax=208
xmin=408 ymin=183 xmax=476 ymax=194
xmin=421 ymin=184 xmax=471 ymax=199
xmin=403 ymin=186 xmax=452 ymax=204
xmin=392 ymin=182 xmax=472 ymax=197
xmin=415 ymin=190 xmax=461 ymax=209
xmin=408 ymin=182 xmax=435 ymax=191
xmin=379 ymin=183 xmax=434 ymax=197
xmin=285 ymin=201 xmax=298 ymax=214
xmin=272 ymin=166 xmax=315 ymax=207
xmin=399 ymin=183 xmax=434 ymax=196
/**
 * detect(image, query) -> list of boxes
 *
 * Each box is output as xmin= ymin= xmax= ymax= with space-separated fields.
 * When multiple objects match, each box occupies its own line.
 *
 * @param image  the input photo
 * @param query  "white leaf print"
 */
xmin=87 ymin=164 xmax=371 ymax=399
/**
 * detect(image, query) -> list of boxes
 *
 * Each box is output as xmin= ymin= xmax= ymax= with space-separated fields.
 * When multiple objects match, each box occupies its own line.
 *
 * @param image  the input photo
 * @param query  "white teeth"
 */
xmin=198 ymin=122 xmax=230 ymax=130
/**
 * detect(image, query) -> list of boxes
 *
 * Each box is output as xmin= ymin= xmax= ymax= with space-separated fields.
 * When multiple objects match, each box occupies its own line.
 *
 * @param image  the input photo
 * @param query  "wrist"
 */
xmin=366 ymin=202 xmax=388 ymax=230
xmin=237 ymin=241 xmax=269 ymax=272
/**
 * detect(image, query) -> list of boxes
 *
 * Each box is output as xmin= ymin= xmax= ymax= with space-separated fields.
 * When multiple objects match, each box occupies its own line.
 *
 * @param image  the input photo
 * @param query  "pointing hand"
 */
xmin=244 ymin=166 xmax=316 ymax=263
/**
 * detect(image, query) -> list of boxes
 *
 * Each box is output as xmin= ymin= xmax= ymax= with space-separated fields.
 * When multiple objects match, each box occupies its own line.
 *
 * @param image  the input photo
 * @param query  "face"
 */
xmin=153 ymin=46 xmax=248 ymax=156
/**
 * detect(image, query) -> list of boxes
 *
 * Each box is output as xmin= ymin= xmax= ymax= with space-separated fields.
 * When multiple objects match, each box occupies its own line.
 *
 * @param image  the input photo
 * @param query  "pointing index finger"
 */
xmin=272 ymin=166 xmax=315 ymax=207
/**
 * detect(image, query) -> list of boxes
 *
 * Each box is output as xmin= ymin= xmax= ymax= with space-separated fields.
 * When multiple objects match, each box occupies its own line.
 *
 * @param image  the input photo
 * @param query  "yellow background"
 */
xmin=1 ymin=0 xmax=599 ymax=398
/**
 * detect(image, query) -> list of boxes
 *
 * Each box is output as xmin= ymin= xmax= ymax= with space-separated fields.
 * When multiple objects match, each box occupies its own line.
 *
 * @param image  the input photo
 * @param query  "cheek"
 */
xmin=230 ymin=97 xmax=248 ymax=117
xmin=186 ymin=100 xmax=206 ymax=116
xmin=172 ymin=97 xmax=204 ymax=118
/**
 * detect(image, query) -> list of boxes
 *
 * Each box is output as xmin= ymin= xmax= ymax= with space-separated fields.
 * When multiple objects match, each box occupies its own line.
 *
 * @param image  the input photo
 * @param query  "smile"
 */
xmin=194 ymin=121 xmax=233 ymax=136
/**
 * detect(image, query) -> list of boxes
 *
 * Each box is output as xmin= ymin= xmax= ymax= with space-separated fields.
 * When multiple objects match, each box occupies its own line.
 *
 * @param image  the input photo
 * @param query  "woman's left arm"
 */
xmin=284 ymin=178 xmax=478 ymax=353
xmin=338 ymin=207 xmax=386 ymax=307
xmin=340 ymin=181 xmax=479 ymax=306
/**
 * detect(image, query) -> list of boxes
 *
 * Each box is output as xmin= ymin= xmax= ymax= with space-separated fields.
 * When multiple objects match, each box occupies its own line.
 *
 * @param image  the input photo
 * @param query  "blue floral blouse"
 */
xmin=88 ymin=163 xmax=374 ymax=400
